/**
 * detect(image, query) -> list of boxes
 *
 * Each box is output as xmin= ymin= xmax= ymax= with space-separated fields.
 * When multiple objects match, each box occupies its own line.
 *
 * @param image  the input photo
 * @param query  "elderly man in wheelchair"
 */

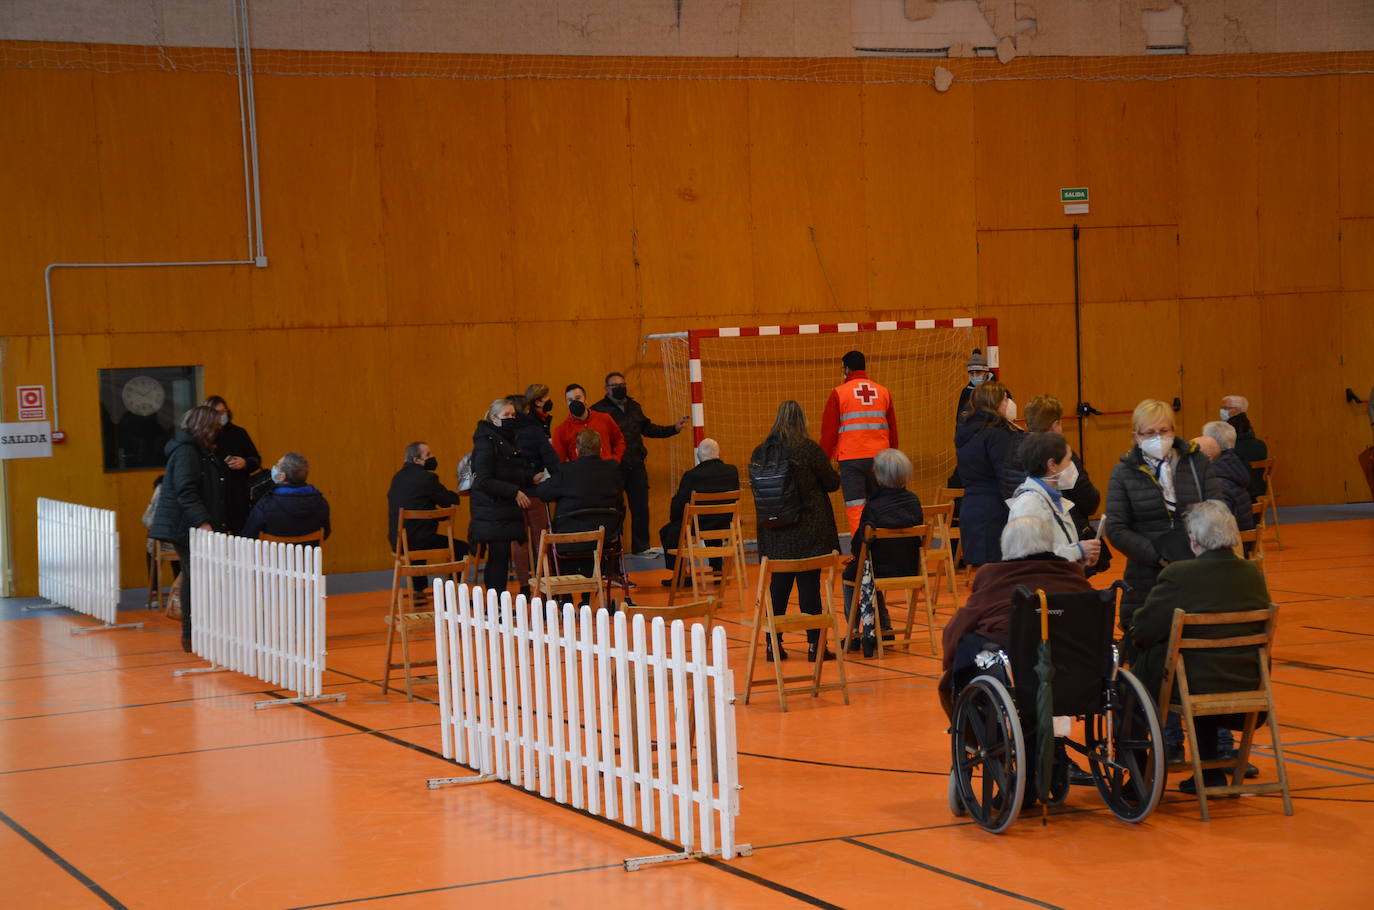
xmin=942 ymin=516 xmax=1165 ymax=833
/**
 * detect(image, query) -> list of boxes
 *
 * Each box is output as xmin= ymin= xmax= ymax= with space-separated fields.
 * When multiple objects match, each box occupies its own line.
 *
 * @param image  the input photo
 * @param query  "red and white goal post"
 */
xmin=650 ymin=318 xmax=998 ymax=533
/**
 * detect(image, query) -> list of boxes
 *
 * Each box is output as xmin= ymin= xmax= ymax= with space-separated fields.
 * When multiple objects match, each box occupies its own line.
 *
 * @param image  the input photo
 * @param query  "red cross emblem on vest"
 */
xmin=853 ymin=382 xmax=878 ymax=405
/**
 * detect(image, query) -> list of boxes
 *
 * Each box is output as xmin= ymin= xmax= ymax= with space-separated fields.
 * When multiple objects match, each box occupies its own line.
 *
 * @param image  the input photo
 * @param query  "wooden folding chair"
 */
xmin=1251 ymin=458 xmax=1282 ymax=549
xmin=742 ymin=552 xmax=850 ymax=711
xmin=1235 ymin=501 xmax=1267 ymax=574
xmin=532 ymin=528 xmax=606 ymax=610
xmin=260 ymin=529 xmax=325 ymax=546
xmin=921 ymin=501 xmax=961 ymax=609
xmin=668 ymin=492 xmax=748 ymax=610
xmin=935 ymin=487 xmax=972 ymax=584
xmin=1157 ymin=605 xmax=1293 ymax=820
xmin=146 ymin=540 xmax=181 ymax=615
xmin=844 ymin=526 xmax=937 ymax=658
xmin=382 ymin=506 xmax=466 ymax=700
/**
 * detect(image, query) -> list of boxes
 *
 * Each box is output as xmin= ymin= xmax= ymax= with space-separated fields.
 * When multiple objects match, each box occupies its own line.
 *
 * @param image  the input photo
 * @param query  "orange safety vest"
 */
xmin=834 ymin=375 xmax=893 ymax=461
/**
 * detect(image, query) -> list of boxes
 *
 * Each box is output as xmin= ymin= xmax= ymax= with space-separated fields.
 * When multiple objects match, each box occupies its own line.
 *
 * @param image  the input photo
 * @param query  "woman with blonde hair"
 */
xmin=1105 ymin=398 xmax=1218 ymax=633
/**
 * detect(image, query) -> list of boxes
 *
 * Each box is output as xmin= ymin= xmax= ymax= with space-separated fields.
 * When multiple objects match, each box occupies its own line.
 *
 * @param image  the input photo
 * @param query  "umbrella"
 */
xmin=857 ymin=555 xmax=877 ymax=658
xmin=1033 ymin=588 xmax=1055 ymax=823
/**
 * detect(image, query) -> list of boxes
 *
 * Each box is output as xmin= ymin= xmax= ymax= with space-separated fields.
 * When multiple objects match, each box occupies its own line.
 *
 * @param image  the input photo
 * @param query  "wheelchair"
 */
xmin=947 ymin=583 xmax=1165 ymax=833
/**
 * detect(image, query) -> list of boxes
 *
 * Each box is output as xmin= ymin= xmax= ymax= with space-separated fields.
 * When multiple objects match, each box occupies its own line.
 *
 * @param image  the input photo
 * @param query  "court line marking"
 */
xmin=0 ymin=720 xmax=441 ymax=776
xmin=281 ymin=862 xmax=626 ymax=909
xmin=0 ymin=809 xmax=128 ymax=909
xmin=1273 ymin=679 xmax=1374 ymax=701
xmin=0 ymin=679 xmax=379 ymax=722
xmin=0 ymin=647 xmax=186 ymax=670
xmin=0 ymin=657 xmax=208 ymax=682
xmin=843 ymin=838 xmax=1067 ymax=909
xmin=739 ymin=750 xmax=945 ymax=776
xmin=280 ymin=695 xmax=842 ymax=909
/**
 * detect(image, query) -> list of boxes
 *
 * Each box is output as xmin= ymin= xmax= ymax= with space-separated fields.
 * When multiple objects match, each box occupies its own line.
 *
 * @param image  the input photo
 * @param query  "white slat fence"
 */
xmin=178 ymin=528 xmax=344 ymax=709
xmin=429 ymin=582 xmax=749 ymax=869
xmin=36 ymin=497 xmax=138 ymax=633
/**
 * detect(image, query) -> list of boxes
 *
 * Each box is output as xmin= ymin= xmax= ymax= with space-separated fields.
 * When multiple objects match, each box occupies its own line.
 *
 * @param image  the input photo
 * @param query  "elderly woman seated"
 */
xmin=938 ymin=515 xmax=1094 ymax=718
xmin=842 ymin=448 xmax=924 ymax=640
xmin=1129 ymin=500 xmax=1270 ymax=793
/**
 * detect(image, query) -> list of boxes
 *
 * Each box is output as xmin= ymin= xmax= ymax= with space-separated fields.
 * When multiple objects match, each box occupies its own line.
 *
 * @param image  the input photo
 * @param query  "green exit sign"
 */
xmin=1060 ymin=187 xmax=1089 ymax=203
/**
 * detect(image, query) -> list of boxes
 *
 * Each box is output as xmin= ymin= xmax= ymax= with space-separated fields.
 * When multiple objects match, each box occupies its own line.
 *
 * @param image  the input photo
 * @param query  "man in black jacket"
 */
xmin=534 ymin=430 xmax=625 ymax=578
xmin=242 ymin=452 xmax=331 ymax=542
xmin=657 ymin=438 xmax=740 ymax=581
xmin=592 ymin=371 xmax=687 ymax=556
xmin=387 ymin=442 xmax=465 ymax=595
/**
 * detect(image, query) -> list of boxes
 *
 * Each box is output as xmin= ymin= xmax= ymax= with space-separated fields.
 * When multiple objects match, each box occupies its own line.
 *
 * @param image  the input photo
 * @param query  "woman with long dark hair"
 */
xmin=751 ymin=400 xmax=841 ymax=662
xmin=149 ymin=405 xmax=229 ymax=651
xmin=953 ymin=380 xmax=1022 ymax=567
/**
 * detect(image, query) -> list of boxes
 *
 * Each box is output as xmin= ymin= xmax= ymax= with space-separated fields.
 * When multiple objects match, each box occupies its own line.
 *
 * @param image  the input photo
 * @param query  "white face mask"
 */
xmin=1052 ymin=458 xmax=1079 ymax=491
xmin=218 ymin=412 xmax=230 ymax=426
xmin=271 ymin=466 xmax=285 ymax=484
xmin=969 ymin=373 xmax=988 ymax=386
xmin=1002 ymin=399 xmax=1018 ymax=421
xmin=1139 ymin=434 xmax=1173 ymax=460
xmin=1219 ymin=408 xmax=1231 ymax=421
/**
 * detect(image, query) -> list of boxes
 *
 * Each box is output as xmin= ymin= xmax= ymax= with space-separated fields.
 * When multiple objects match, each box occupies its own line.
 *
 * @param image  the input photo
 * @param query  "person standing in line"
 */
xmin=204 ymin=395 xmax=260 ymax=534
xmin=953 ymin=381 xmax=1021 ymax=568
xmin=956 ymin=349 xmax=995 ymax=423
xmin=592 ymin=371 xmax=687 ymax=557
xmin=468 ymin=398 xmax=541 ymax=596
xmin=524 ymin=383 xmax=555 ymax=438
xmin=149 ymin=406 xmax=229 ymax=652
xmin=752 ymin=400 xmax=842 ymax=663
xmin=1220 ymin=394 xmax=1269 ymax=498
xmin=819 ymin=351 xmax=898 ymax=539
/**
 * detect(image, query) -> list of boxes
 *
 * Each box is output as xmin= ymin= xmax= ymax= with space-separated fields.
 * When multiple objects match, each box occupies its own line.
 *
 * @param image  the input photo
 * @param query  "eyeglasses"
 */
xmin=1135 ymin=427 xmax=1174 ymax=439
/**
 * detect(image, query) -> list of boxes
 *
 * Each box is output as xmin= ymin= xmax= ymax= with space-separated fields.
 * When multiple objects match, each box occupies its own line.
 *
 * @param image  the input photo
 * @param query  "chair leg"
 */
xmin=381 ymin=580 xmax=402 ymax=695
xmin=1180 ymin=700 xmax=1209 ymax=821
xmin=742 ymin=578 xmax=767 ymax=706
xmin=400 ymin=620 xmax=415 ymax=702
xmin=922 ymin=578 xmax=937 ymax=654
xmin=830 ymin=616 xmax=851 ymax=706
xmin=1265 ymin=700 xmax=1294 ymax=816
xmin=1269 ymin=493 xmax=1283 ymax=549
xmin=769 ymin=624 xmax=789 ymax=712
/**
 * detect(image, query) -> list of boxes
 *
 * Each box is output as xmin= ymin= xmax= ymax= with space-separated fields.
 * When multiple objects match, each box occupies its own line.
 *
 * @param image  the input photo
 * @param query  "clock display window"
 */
xmin=98 ymin=366 xmax=203 ymax=471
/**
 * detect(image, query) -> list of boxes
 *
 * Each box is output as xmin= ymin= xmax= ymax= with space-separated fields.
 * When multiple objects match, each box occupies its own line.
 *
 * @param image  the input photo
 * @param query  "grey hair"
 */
xmin=873 ymin=448 xmax=912 ymax=489
xmin=404 ymin=441 xmax=427 ymax=463
xmin=1223 ymin=394 xmax=1249 ymax=412
xmin=1202 ymin=420 xmax=1237 ymax=450
xmin=486 ymin=397 xmax=511 ymax=423
xmin=1001 ymin=516 xmax=1057 ymax=560
xmin=277 ymin=452 xmax=309 ymax=485
xmin=1185 ymin=500 xmax=1241 ymax=551
xmin=696 ymin=438 xmax=720 ymax=462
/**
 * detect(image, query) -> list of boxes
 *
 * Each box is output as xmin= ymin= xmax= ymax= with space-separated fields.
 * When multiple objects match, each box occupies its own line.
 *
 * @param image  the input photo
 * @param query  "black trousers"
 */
xmin=481 ymin=539 xmax=512 ymax=593
xmin=622 ymin=461 xmax=651 ymax=553
xmin=173 ymin=542 xmax=192 ymax=644
xmin=768 ymin=569 xmax=822 ymax=646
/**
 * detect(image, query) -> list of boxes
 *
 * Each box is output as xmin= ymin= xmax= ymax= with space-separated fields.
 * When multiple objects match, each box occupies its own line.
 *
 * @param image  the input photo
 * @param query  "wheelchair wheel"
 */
xmin=948 ymin=768 xmax=966 ymax=817
xmin=951 ymin=674 xmax=1025 ymax=834
xmin=1045 ymin=743 xmax=1071 ymax=807
xmin=1087 ymin=668 xmax=1165 ymax=822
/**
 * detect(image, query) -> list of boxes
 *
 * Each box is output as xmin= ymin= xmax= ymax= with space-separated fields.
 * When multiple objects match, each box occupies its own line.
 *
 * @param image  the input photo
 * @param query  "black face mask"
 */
xmin=422 ymin=456 xmax=438 ymax=472
xmin=609 ymin=386 xmax=628 ymax=401
xmin=541 ymin=400 xmax=553 ymax=415
xmin=568 ymin=400 xmax=587 ymax=418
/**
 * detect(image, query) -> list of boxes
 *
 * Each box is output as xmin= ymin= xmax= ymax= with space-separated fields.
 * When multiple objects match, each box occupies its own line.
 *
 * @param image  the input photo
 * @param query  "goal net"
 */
xmin=654 ymin=318 xmax=997 ymax=538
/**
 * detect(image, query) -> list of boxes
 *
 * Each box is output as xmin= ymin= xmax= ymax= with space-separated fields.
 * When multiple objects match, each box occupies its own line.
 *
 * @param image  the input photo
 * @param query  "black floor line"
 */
xmin=321 ymin=665 xmax=440 ymax=705
xmin=1274 ymin=658 xmax=1374 ymax=683
xmin=1 ymin=719 xmax=441 ymax=776
xmin=0 ymin=647 xmax=186 ymax=670
xmin=1249 ymin=750 xmax=1374 ymax=781
xmin=739 ymin=750 xmax=945 ymax=776
xmin=1269 ymin=746 xmax=1374 ymax=774
xmin=1 ymin=656 xmax=205 ymax=682
xmin=843 ymin=837 xmax=1067 ymax=909
xmin=0 ymin=678 xmax=381 ymax=722
xmin=278 ymin=696 xmax=840 ymax=908
xmin=282 ymin=861 xmax=625 ymax=909
xmin=1280 ymin=720 xmax=1358 ymax=738
xmin=0 ymin=809 xmax=127 ymax=909
xmin=1302 ymin=624 xmax=1374 ymax=639
xmin=1273 ymin=678 xmax=1374 ymax=701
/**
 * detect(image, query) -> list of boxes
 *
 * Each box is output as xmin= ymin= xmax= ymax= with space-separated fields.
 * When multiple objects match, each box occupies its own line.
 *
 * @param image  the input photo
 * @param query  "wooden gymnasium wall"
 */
xmin=1 ymin=49 xmax=1371 ymax=595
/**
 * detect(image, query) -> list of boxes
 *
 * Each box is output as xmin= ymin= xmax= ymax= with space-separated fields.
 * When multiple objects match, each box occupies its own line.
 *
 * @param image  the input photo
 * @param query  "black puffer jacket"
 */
xmin=752 ymin=437 xmax=841 ymax=562
xmin=149 ymin=431 xmax=229 ymax=547
xmin=954 ymin=412 xmax=1021 ymax=566
xmin=850 ymin=486 xmax=924 ymax=577
xmin=511 ymin=413 xmax=561 ymax=481
xmin=1211 ymin=449 xmax=1256 ymax=531
xmin=591 ymin=395 xmax=679 ymax=469
xmin=468 ymin=420 xmax=537 ymax=543
xmin=1105 ymin=437 xmax=1220 ymax=618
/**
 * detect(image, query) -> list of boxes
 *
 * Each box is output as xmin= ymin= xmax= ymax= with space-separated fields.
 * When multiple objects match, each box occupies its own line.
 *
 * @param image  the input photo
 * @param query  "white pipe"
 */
xmin=233 ymin=0 xmax=254 ymax=260
xmin=41 ymin=0 xmax=268 ymax=436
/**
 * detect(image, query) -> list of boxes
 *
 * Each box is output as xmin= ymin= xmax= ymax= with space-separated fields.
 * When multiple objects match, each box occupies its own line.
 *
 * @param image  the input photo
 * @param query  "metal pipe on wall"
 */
xmin=39 ymin=0 xmax=268 ymax=438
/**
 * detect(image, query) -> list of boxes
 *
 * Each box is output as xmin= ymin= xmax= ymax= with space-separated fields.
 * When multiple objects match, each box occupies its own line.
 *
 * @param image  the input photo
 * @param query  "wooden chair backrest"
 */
xmin=395 ymin=558 xmax=469 ymax=580
xmin=935 ymin=486 xmax=964 ymax=504
xmin=855 ymin=525 xmax=928 ymax=580
xmin=622 ymin=597 xmax=717 ymax=625
xmin=396 ymin=506 xmax=459 ymax=560
xmin=535 ymin=528 xmax=605 ymax=580
xmin=689 ymin=489 xmax=741 ymax=505
xmin=261 ymin=529 xmax=325 ymax=546
xmin=922 ymin=502 xmax=955 ymax=549
xmin=1157 ymin=606 xmax=1277 ymax=711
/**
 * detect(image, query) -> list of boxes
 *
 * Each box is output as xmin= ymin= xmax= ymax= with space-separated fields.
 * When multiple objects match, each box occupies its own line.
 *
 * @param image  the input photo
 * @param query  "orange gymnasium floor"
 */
xmin=3 ymin=518 xmax=1373 ymax=909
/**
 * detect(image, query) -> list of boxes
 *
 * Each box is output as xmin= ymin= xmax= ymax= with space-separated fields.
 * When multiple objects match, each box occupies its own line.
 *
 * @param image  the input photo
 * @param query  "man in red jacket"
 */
xmin=553 ymin=384 xmax=626 ymax=463
xmin=820 ymin=350 xmax=899 ymax=537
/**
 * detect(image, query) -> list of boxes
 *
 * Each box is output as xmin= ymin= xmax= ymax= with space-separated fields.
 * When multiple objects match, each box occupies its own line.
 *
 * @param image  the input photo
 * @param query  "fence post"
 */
xmin=35 ymin=498 xmax=140 ymax=632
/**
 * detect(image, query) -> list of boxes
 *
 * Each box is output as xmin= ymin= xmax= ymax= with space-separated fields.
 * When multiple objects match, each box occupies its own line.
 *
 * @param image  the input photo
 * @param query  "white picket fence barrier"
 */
xmin=35 ymin=497 xmax=138 ymax=633
xmin=429 ymin=582 xmax=749 ymax=869
xmin=180 ymin=528 xmax=344 ymax=709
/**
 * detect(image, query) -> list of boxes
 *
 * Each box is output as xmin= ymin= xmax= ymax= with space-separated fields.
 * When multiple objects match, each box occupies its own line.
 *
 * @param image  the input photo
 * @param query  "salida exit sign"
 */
xmin=1060 ymin=187 xmax=1089 ymax=214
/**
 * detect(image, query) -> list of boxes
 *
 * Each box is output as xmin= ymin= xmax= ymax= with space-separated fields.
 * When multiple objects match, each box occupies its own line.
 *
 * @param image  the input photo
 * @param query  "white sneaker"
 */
xmin=632 ymin=547 xmax=662 ymax=558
